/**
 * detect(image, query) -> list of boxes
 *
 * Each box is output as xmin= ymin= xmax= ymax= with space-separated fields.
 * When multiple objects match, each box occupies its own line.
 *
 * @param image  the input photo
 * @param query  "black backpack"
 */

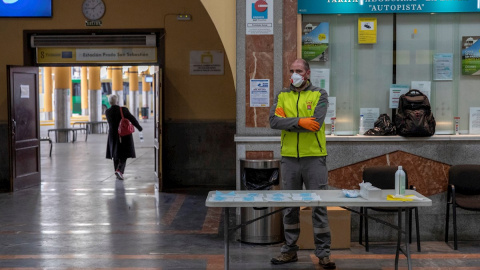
xmin=395 ymin=89 xmax=436 ymax=137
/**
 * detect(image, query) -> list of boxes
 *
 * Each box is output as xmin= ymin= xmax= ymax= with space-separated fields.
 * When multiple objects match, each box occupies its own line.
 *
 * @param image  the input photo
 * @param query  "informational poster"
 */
xmin=246 ymin=0 xmax=273 ymax=35
xmin=310 ymin=68 xmax=330 ymax=94
xmin=469 ymin=107 xmax=480 ymax=134
xmin=358 ymin=18 xmax=377 ymax=44
xmin=411 ymin=81 xmax=431 ymax=100
xmin=20 ymin=85 xmax=30 ymax=98
xmin=302 ymin=22 xmax=329 ymax=61
xmin=190 ymin=50 xmax=224 ymax=75
xmin=360 ymin=108 xmax=380 ymax=130
xmin=325 ymin=97 xmax=336 ymax=124
xmin=433 ymin=53 xmax=453 ymax=80
xmin=389 ymin=84 xmax=409 ymax=109
xmin=250 ymin=79 xmax=270 ymax=107
xmin=462 ymin=36 xmax=480 ymax=75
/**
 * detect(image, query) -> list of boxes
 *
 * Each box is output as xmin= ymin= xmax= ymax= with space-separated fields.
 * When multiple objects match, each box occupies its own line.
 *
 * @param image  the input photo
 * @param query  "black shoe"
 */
xmin=319 ymin=256 xmax=336 ymax=269
xmin=271 ymin=251 xmax=298 ymax=265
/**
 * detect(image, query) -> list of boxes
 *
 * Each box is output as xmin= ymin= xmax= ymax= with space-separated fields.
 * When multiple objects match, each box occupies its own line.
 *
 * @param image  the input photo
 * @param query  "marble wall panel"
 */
xmin=245 ymin=35 xmax=274 ymax=128
xmin=328 ymin=155 xmax=388 ymax=190
xmin=283 ymin=0 xmax=298 ymax=88
xmin=246 ymin=151 xmax=274 ymax=160
xmin=388 ymin=151 xmax=450 ymax=196
xmin=328 ymin=150 xmax=450 ymax=197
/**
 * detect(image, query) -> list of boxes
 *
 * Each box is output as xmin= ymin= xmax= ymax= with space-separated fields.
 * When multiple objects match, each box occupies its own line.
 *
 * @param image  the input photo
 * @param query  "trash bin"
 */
xmin=240 ymin=159 xmax=284 ymax=244
xmin=141 ymin=107 xmax=149 ymax=119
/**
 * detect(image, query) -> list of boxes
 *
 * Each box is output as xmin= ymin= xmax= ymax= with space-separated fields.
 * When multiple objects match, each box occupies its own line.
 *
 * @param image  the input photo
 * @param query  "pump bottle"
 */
xmin=395 ymin=166 xmax=406 ymax=195
xmin=359 ymin=114 xmax=365 ymax=135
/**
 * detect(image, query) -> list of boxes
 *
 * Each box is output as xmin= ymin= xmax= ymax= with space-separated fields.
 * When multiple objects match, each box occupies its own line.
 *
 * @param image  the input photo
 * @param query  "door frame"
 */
xmin=10 ymin=28 xmax=166 ymax=192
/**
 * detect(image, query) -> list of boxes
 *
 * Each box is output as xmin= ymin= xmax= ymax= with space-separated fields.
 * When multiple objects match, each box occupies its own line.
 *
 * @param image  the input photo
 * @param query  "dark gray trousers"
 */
xmin=279 ymin=156 xmax=331 ymax=258
xmin=113 ymin=158 xmax=127 ymax=174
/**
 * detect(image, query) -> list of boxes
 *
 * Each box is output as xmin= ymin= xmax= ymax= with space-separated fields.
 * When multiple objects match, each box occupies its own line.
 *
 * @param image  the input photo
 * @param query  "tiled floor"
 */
xmin=0 ymin=119 xmax=479 ymax=269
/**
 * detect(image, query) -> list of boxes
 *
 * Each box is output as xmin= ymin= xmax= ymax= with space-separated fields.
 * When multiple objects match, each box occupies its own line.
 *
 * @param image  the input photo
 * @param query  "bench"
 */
xmin=40 ymin=137 xmax=52 ymax=157
xmin=73 ymin=121 xmax=109 ymax=134
xmin=47 ymin=128 xmax=88 ymax=143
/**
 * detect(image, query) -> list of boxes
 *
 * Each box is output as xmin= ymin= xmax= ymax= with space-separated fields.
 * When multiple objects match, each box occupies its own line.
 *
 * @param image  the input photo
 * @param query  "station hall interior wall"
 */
xmin=0 ymin=0 xmax=237 ymax=188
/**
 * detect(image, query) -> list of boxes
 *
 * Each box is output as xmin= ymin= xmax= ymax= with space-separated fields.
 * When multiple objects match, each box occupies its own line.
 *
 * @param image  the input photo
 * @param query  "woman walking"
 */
xmin=105 ymin=94 xmax=143 ymax=180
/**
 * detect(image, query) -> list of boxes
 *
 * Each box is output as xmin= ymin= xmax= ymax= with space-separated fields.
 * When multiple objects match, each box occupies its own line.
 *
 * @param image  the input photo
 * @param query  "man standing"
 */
xmin=269 ymin=59 xmax=335 ymax=269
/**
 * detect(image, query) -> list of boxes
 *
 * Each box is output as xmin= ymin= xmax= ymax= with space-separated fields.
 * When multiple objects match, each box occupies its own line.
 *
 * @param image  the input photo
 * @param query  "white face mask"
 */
xmin=290 ymin=73 xmax=305 ymax=87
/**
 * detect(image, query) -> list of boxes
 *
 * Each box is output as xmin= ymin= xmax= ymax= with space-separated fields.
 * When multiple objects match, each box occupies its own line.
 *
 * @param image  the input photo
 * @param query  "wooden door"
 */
xmin=153 ymin=67 xmax=163 ymax=191
xmin=7 ymin=66 xmax=41 ymax=191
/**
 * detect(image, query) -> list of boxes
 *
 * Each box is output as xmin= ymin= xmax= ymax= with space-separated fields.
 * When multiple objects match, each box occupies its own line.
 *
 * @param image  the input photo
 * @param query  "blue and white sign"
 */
xmin=250 ymin=79 xmax=270 ymax=107
xmin=246 ymin=0 xmax=274 ymax=35
xmin=298 ymin=0 xmax=480 ymax=14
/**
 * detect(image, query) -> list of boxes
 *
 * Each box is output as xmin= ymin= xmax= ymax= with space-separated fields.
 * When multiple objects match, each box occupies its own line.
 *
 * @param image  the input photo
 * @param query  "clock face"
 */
xmin=82 ymin=0 xmax=106 ymax=21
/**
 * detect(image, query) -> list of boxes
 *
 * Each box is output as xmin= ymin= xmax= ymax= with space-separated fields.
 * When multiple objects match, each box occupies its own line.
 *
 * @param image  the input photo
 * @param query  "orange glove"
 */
xmin=275 ymin=107 xmax=286 ymax=118
xmin=298 ymin=117 xmax=320 ymax=132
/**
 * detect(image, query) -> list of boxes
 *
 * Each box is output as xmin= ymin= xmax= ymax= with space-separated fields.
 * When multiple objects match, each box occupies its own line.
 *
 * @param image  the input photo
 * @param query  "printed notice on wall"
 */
xmin=389 ymin=84 xmax=409 ymax=109
xmin=360 ymin=108 xmax=380 ymax=130
xmin=310 ymin=68 xmax=330 ymax=94
xmin=250 ymin=79 xmax=270 ymax=107
xmin=20 ymin=85 xmax=29 ymax=98
xmin=190 ymin=50 xmax=224 ymax=75
xmin=469 ymin=107 xmax=480 ymax=134
xmin=246 ymin=0 xmax=273 ymax=35
xmin=411 ymin=81 xmax=431 ymax=100
xmin=358 ymin=18 xmax=377 ymax=44
xmin=325 ymin=97 xmax=336 ymax=124
xmin=433 ymin=53 xmax=453 ymax=80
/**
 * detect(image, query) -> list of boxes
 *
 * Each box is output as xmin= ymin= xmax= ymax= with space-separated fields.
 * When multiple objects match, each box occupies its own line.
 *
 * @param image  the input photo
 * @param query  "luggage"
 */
xmin=364 ymin=114 xmax=396 ymax=136
xmin=395 ymin=89 xmax=436 ymax=137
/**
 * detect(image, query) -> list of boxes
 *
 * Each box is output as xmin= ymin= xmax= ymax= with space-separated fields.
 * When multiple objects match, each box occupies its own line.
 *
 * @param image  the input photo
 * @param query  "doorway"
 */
xmin=37 ymin=65 xmax=163 ymax=190
xmin=3 ymin=29 xmax=166 ymax=193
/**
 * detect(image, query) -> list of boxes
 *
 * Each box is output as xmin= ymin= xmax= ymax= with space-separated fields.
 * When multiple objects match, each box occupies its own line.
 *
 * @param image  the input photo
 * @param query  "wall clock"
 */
xmin=82 ymin=0 xmax=106 ymax=21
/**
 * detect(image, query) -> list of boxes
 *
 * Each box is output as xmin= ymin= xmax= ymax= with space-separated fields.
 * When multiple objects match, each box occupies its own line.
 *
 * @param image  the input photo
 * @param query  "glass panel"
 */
xmin=304 ymin=12 xmax=480 ymax=135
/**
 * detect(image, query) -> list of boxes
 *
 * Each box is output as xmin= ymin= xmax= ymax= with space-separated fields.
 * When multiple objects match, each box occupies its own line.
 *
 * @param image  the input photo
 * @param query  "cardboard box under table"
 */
xmin=297 ymin=206 xmax=351 ymax=249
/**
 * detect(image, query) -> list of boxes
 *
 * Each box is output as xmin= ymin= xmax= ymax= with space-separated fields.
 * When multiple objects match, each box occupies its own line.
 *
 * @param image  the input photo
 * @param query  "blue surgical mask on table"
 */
xmin=290 ymin=72 xmax=305 ymax=87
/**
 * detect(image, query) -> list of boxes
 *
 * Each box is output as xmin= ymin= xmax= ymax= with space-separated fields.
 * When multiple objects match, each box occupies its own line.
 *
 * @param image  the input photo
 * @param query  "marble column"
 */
xmin=43 ymin=67 xmax=53 ymax=120
xmin=81 ymin=67 xmax=89 ymax=115
xmin=142 ymin=70 xmax=151 ymax=119
xmin=88 ymin=67 xmax=102 ymax=134
xmin=112 ymin=67 xmax=124 ymax=106
xmin=53 ymin=67 xmax=71 ymax=142
xmin=128 ymin=66 xmax=139 ymax=118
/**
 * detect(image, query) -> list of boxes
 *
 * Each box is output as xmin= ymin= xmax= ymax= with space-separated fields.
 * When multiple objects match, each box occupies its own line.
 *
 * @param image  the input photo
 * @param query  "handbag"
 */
xmin=118 ymin=107 xmax=135 ymax=137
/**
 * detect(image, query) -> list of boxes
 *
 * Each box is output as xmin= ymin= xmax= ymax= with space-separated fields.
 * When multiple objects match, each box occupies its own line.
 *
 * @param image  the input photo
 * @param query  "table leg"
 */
xmin=405 ymin=208 xmax=412 ymax=270
xmin=395 ymin=209 xmax=401 ymax=269
xmin=72 ymin=130 xmax=77 ymax=143
xmin=224 ymin=207 xmax=230 ymax=270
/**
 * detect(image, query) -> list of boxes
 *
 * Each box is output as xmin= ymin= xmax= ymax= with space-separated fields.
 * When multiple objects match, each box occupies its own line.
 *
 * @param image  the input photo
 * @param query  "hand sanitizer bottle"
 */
xmin=395 ymin=166 xmax=406 ymax=195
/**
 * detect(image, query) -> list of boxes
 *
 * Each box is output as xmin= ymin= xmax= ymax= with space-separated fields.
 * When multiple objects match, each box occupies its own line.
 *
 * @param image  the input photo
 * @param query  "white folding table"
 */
xmin=205 ymin=189 xmax=432 ymax=270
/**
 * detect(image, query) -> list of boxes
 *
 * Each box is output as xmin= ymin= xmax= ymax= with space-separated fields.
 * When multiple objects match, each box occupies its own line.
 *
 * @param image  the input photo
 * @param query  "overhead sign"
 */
xmin=36 ymin=47 xmax=157 ymax=64
xmin=298 ymin=0 xmax=480 ymax=14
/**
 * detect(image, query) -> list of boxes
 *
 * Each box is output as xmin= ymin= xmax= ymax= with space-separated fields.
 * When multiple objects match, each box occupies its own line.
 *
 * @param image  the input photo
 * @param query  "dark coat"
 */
xmin=105 ymin=105 xmax=143 ymax=160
